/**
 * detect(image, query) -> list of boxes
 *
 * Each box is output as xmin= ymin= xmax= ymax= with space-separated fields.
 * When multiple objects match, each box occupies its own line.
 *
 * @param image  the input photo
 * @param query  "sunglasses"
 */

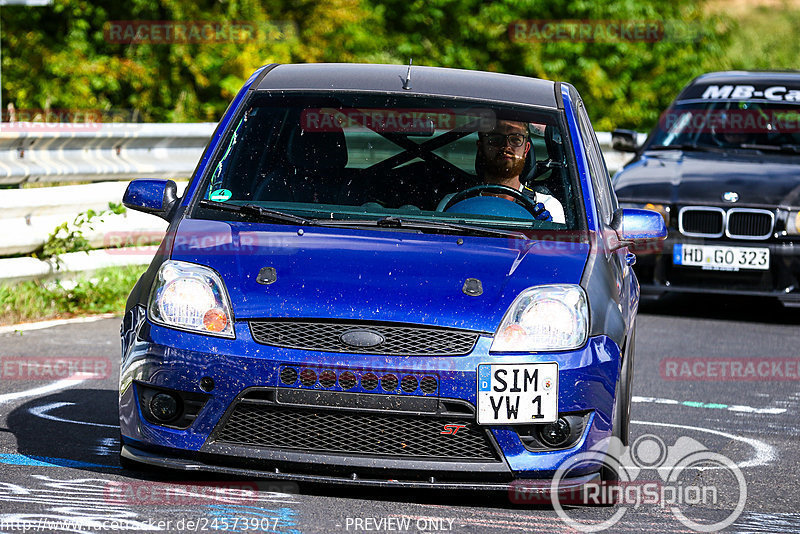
xmin=482 ymin=133 xmax=528 ymax=147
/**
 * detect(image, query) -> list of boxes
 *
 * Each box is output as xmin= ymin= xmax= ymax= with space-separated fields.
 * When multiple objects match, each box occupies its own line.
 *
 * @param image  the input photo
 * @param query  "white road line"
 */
xmin=29 ymin=402 xmax=118 ymax=428
xmin=0 ymin=374 xmax=92 ymax=404
xmin=0 ymin=313 xmax=117 ymax=334
xmin=632 ymin=420 xmax=776 ymax=468
xmin=633 ymin=395 xmax=786 ymax=415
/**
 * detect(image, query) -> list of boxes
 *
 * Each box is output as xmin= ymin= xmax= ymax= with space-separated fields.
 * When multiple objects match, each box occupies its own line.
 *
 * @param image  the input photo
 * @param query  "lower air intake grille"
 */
xmin=248 ymin=321 xmax=479 ymax=355
xmin=214 ymin=403 xmax=498 ymax=461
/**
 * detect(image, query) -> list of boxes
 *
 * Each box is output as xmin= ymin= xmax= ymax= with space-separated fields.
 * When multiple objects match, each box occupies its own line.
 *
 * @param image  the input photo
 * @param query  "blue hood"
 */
xmin=170 ymin=219 xmax=590 ymax=333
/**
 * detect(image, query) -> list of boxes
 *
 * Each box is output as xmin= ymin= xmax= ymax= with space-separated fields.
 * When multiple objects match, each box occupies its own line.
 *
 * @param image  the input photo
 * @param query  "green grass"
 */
xmin=0 ymin=265 xmax=146 ymax=326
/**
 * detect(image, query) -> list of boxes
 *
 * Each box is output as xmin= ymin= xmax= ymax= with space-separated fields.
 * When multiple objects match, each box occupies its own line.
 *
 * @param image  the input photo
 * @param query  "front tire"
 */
xmin=602 ymin=324 xmax=635 ymax=483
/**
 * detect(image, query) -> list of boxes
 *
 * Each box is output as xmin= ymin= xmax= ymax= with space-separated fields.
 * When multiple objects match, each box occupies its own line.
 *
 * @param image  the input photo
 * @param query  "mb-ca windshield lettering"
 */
xmin=701 ymin=85 xmax=800 ymax=102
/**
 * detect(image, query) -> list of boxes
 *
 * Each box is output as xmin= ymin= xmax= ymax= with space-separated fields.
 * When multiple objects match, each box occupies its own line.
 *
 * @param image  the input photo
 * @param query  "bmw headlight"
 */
xmin=490 ymin=285 xmax=588 ymax=352
xmin=148 ymin=260 xmax=235 ymax=338
xmin=787 ymin=210 xmax=800 ymax=235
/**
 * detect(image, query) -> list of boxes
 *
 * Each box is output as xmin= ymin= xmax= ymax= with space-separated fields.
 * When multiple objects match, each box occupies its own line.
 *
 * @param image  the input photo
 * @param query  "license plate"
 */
xmin=477 ymin=363 xmax=558 ymax=425
xmin=673 ymin=244 xmax=769 ymax=271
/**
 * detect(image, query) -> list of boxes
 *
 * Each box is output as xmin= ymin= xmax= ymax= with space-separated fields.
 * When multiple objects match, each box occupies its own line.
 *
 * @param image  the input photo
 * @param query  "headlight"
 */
xmin=148 ymin=261 xmax=235 ymax=338
xmin=620 ymin=202 xmax=670 ymax=227
xmin=787 ymin=210 xmax=800 ymax=235
xmin=490 ymin=285 xmax=588 ymax=352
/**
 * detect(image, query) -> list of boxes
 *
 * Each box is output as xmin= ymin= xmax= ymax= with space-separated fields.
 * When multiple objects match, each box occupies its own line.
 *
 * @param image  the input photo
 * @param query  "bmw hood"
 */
xmin=615 ymin=151 xmax=800 ymax=207
xmin=169 ymin=219 xmax=590 ymax=333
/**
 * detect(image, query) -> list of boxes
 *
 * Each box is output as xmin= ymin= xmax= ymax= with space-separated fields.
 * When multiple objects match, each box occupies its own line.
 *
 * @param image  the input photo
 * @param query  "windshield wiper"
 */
xmin=751 ymin=143 xmax=800 ymax=154
xmin=320 ymin=216 xmax=530 ymax=239
xmin=198 ymin=200 xmax=316 ymax=225
xmin=736 ymin=143 xmax=784 ymax=152
xmin=647 ymin=143 xmax=716 ymax=152
xmin=718 ymin=143 xmax=800 ymax=154
xmin=198 ymin=202 xmax=531 ymax=238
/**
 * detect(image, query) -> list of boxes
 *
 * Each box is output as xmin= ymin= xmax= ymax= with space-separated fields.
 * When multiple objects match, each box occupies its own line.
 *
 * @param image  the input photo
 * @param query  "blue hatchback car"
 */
xmin=119 ymin=63 xmax=666 ymax=492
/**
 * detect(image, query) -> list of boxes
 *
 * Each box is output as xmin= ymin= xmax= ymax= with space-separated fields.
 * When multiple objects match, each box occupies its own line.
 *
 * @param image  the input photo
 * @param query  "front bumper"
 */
xmin=120 ymin=318 xmax=622 ymax=482
xmin=121 ymin=443 xmax=601 ymax=492
xmin=631 ymin=234 xmax=800 ymax=306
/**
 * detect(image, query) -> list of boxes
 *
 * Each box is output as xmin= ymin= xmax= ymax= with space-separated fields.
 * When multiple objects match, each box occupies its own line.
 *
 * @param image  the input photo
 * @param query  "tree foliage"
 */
xmin=0 ymin=0 xmax=756 ymax=130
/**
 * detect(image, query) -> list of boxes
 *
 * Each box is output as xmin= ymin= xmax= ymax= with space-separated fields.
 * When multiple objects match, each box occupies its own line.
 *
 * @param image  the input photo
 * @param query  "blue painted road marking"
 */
xmin=0 ymin=453 xmax=121 ymax=469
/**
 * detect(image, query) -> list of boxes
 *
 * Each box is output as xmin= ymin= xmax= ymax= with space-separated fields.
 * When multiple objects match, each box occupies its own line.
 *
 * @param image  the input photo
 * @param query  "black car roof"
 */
xmin=677 ymin=70 xmax=800 ymax=101
xmin=255 ymin=63 xmax=560 ymax=108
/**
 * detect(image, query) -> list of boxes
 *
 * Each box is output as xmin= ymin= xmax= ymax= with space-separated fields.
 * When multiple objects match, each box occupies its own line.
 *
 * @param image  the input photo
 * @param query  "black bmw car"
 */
xmin=613 ymin=71 xmax=800 ymax=307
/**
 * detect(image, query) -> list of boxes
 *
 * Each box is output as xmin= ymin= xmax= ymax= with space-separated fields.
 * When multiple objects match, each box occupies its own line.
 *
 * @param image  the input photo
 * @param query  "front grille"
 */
xmin=726 ymin=209 xmax=774 ymax=239
xmin=214 ymin=402 xmax=498 ymax=461
xmin=319 ymin=370 xmax=337 ymax=388
xmin=299 ymin=369 xmax=316 ymax=387
xmin=420 ymin=376 xmax=438 ymax=394
xmin=361 ymin=373 xmax=379 ymax=390
xmin=679 ymin=207 xmax=724 ymax=237
xmin=679 ymin=206 xmax=775 ymax=240
xmin=249 ymin=320 xmax=480 ymax=355
xmin=401 ymin=375 xmax=418 ymax=393
xmin=277 ymin=365 xmax=439 ymax=396
xmin=339 ymin=371 xmax=357 ymax=390
xmin=381 ymin=374 xmax=399 ymax=392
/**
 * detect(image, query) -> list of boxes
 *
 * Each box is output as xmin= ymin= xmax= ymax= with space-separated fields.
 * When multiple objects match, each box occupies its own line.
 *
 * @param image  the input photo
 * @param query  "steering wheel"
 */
xmin=439 ymin=184 xmax=544 ymax=217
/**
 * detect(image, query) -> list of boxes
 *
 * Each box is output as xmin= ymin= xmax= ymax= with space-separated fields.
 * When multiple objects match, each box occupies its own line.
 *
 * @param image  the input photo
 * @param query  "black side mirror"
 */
xmin=611 ymin=129 xmax=640 ymax=153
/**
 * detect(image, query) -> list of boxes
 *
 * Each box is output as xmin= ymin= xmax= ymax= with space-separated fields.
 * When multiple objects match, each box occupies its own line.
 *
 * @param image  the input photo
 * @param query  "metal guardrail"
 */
xmin=0 ymin=123 xmax=216 ymax=186
xmin=0 ymin=125 xmax=641 ymax=283
xmin=0 ymin=123 xmax=638 ymax=186
xmin=0 ymin=181 xmax=186 ymax=256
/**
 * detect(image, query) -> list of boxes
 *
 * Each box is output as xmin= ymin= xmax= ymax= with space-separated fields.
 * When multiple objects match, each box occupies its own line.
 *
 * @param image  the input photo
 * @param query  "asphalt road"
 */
xmin=1 ymin=294 xmax=799 ymax=533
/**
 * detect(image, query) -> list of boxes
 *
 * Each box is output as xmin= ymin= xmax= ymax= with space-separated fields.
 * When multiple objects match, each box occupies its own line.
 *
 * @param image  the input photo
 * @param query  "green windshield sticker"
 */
xmin=209 ymin=189 xmax=232 ymax=202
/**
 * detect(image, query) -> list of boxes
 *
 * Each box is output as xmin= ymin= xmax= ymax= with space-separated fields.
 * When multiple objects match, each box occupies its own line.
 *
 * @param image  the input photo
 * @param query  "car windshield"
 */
xmin=192 ymin=93 xmax=585 ymax=235
xmin=646 ymin=100 xmax=800 ymax=152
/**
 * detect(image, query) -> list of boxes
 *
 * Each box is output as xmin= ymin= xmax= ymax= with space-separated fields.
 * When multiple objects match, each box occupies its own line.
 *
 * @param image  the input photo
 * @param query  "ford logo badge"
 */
xmin=722 ymin=191 xmax=739 ymax=203
xmin=340 ymin=329 xmax=384 ymax=348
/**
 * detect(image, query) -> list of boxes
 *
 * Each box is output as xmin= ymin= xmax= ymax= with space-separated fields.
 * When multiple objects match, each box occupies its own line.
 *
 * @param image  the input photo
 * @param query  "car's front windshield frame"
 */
xmin=188 ymin=91 xmax=588 ymax=237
